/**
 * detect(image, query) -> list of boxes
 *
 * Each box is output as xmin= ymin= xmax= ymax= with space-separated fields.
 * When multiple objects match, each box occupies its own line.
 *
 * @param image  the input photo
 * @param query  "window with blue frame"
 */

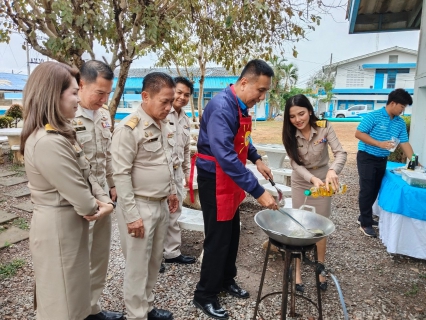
xmin=375 ymin=69 xmax=409 ymax=89
xmin=193 ymin=91 xmax=213 ymax=98
xmin=387 ymin=70 xmax=396 ymax=89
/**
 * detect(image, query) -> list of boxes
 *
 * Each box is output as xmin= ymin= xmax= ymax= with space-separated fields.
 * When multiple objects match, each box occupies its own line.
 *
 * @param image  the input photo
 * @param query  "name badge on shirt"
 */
xmin=102 ymin=121 xmax=111 ymax=128
xmin=74 ymin=126 xmax=87 ymax=132
xmin=313 ymin=138 xmax=327 ymax=145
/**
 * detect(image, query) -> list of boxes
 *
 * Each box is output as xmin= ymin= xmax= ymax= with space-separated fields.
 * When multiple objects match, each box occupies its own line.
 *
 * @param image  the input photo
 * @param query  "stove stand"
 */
xmin=253 ymin=238 xmax=325 ymax=320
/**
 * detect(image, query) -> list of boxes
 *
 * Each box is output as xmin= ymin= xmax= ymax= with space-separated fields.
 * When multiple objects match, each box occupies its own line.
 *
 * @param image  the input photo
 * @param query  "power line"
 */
xmin=7 ymin=43 xmax=20 ymax=68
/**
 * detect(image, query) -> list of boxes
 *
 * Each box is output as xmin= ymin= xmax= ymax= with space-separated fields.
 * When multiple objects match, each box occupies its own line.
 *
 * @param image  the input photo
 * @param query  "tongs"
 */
xmin=277 ymin=207 xmax=324 ymax=237
xmin=268 ymin=175 xmax=285 ymax=206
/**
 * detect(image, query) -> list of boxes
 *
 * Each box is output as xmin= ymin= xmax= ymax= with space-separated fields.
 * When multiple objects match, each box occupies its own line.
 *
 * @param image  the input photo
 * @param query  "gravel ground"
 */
xmin=1 ymin=150 xmax=426 ymax=320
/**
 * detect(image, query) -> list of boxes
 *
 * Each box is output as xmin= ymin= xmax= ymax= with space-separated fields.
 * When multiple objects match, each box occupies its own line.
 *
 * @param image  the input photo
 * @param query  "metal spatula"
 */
xmin=277 ymin=207 xmax=325 ymax=237
xmin=268 ymin=176 xmax=285 ymax=206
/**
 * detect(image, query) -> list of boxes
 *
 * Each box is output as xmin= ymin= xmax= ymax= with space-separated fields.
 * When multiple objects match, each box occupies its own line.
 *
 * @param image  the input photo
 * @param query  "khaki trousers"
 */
xmin=88 ymin=214 xmax=112 ymax=314
xmin=164 ymin=167 xmax=183 ymax=259
xmin=117 ymin=197 xmax=169 ymax=320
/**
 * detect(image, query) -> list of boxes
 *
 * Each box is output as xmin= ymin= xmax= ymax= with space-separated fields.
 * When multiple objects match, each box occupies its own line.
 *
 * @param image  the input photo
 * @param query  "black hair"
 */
xmin=237 ymin=59 xmax=274 ymax=82
xmin=174 ymin=76 xmax=194 ymax=95
xmin=80 ymin=60 xmax=114 ymax=83
xmin=142 ymin=72 xmax=175 ymax=95
xmin=387 ymin=88 xmax=413 ymax=106
xmin=282 ymin=94 xmax=319 ymax=166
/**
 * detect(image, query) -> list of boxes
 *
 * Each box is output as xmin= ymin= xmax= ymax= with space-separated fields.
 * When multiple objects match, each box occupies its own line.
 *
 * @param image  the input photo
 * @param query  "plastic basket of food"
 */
xmin=401 ymin=170 xmax=426 ymax=188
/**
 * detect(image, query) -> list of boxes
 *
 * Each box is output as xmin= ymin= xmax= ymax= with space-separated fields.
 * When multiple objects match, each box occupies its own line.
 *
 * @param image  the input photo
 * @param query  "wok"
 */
xmin=255 ymin=205 xmax=335 ymax=246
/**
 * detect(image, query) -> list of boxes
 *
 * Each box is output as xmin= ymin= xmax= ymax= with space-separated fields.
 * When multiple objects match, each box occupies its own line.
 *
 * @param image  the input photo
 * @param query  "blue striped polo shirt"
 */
xmin=357 ymin=107 xmax=408 ymax=157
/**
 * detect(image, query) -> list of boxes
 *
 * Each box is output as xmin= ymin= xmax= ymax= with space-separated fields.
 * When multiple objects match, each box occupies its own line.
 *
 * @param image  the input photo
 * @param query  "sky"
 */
xmin=0 ymin=3 xmax=420 ymax=88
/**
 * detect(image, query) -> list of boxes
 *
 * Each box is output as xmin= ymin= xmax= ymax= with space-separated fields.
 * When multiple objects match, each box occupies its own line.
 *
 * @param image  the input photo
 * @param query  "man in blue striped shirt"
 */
xmin=355 ymin=89 xmax=415 ymax=237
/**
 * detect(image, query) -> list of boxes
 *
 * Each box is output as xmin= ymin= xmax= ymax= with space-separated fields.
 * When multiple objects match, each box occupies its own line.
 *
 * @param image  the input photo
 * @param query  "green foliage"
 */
xmin=11 ymin=164 xmax=25 ymax=172
xmin=5 ymin=104 xmax=23 ymax=119
xmin=12 ymin=218 xmax=29 ymax=230
xmin=282 ymin=87 xmax=306 ymax=105
xmin=5 ymin=103 xmax=23 ymax=127
xmin=155 ymin=0 xmax=329 ymax=120
xmin=268 ymin=57 xmax=300 ymax=118
xmin=2 ymin=0 xmax=333 ymax=125
xmin=0 ymin=116 xmax=13 ymax=128
xmin=388 ymin=116 xmax=411 ymax=163
xmin=404 ymin=283 xmax=419 ymax=296
xmin=0 ymin=259 xmax=25 ymax=279
xmin=306 ymin=69 xmax=335 ymax=103
xmin=401 ymin=115 xmax=411 ymax=134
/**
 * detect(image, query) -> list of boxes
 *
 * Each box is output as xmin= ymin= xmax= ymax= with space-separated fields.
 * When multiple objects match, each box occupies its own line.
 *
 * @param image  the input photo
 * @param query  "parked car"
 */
xmin=334 ymin=104 xmax=372 ymax=118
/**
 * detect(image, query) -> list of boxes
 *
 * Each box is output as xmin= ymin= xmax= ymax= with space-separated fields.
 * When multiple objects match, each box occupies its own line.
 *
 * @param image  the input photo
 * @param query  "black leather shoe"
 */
xmin=222 ymin=283 xmax=250 ymax=299
xmin=147 ymin=308 xmax=173 ymax=320
xmin=84 ymin=310 xmax=124 ymax=320
xmin=193 ymin=299 xmax=229 ymax=319
xmin=159 ymin=263 xmax=165 ymax=273
xmin=164 ymin=254 xmax=196 ymax=264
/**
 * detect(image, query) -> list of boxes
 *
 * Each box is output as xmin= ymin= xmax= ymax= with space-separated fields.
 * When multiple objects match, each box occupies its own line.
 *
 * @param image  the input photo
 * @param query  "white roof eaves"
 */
xmin=322 ymin=46 xmax=418 ymax=71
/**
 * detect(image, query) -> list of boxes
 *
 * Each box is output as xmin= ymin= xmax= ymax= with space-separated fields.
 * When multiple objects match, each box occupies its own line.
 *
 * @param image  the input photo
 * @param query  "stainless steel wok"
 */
xmin=255 ymin=205 xmax=335 ymax=246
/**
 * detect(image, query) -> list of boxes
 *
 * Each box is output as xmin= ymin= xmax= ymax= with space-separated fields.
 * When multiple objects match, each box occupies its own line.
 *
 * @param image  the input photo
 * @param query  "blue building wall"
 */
xmin=113 ymin=76 xmax=239 ymax=94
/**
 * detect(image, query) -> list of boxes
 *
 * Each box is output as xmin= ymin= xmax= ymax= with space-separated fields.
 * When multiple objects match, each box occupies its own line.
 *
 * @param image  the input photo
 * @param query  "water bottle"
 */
xmin=304 ymin=183 xmax=348 ymax=198
xmin=407 ymin=154 xmax=416 ymax=170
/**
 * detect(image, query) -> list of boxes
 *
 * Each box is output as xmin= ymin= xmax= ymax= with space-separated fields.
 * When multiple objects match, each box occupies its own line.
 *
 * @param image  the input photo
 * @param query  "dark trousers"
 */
xmin=194 ymin=176 xmax=240 ymax=304
xmin=357 ymin=151 xmax=387 ymax=227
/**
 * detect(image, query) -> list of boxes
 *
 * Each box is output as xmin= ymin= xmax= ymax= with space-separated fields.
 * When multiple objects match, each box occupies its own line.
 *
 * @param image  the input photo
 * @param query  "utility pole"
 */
xmin=26 ymin=40 xmax=46 ymax=74
xmin=376 ymin=33 xmax=379 ymax=51
xmin=26 ymin=41 xmax=30 ymax=75
xmin=328 ymin=53 xmax=333 ymax=117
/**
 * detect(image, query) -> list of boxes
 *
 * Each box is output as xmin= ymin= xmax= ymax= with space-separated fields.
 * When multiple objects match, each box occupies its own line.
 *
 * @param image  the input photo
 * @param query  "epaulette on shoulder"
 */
xmin=45 ymin=124 xmax=58 ymax=133
xmin=316 ymin=120 xmax=327 ymax=128
xmin=125 ymin=116 xmax=140 ymax=130
xmin=102 ymin=105 xmax=109 ymax=110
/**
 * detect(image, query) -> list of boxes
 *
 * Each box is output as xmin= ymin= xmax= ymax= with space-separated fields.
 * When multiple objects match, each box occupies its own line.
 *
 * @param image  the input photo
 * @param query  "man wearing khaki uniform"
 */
xmin=163 ymin=77 xmax=196 ymax=267
xmin=74 ymin=60 xmax=123 ymax=320
xmin=111 ymin=72 xmax=178 ymax=320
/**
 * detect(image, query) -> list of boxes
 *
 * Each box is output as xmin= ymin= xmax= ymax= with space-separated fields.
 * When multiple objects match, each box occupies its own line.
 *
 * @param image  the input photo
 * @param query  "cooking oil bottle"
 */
xmin=304 ymin=183 xmax=348 ymax=198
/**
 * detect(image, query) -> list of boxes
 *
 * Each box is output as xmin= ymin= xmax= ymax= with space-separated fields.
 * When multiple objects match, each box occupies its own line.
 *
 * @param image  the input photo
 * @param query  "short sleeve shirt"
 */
xmin=357 ymin=107 xmax=408 ymax=157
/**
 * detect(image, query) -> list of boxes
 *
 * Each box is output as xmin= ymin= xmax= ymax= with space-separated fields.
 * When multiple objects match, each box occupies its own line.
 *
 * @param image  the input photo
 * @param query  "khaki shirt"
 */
xmin=25 ymin=127 xmax=110 ymax=214
xmin=167 ymin=107 xmax=191 ymax=177
xmin=291 ymin=122 xmax=347 ymax=183
xmin=111 ymin=106 xmax=177 ymax=223
xmin=73 ymin=105 xmax=114 ymax=189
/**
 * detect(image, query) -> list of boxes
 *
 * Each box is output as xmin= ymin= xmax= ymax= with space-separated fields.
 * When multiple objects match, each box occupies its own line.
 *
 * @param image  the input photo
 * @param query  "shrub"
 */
xmin=388 ymin=115 xmax=411 ymax=163
xmin=5 ymin=103 xmax=23 ymax=127
xmin=0 ymin=116 xmax=14 ymax=128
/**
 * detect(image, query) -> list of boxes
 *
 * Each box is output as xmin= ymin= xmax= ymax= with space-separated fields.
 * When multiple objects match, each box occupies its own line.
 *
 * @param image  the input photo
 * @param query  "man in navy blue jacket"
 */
xmin=192 ymin=60 xmax=278 ymax=319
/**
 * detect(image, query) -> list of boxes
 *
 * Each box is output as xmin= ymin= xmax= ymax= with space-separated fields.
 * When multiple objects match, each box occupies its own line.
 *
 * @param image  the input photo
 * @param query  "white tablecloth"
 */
xmin=373 ymin=201 xmax=426 ymax=259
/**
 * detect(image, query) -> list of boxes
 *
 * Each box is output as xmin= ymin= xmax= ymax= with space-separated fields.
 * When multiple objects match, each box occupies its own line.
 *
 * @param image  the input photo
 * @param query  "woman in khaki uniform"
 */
xmin=20 ymin=62 xmax=115 ymax=320
xmin=282 ymin=94 xmax=347 ymax=293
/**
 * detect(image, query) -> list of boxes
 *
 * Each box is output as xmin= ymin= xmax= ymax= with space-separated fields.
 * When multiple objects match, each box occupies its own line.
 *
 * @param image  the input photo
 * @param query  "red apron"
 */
xmin=189 ymin=85 xmax=252 ymax=221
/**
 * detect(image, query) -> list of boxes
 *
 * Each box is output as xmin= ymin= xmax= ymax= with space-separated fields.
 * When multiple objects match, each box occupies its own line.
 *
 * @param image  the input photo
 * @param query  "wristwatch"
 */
xmin=108 ymin=202 xmax=116 ymax=209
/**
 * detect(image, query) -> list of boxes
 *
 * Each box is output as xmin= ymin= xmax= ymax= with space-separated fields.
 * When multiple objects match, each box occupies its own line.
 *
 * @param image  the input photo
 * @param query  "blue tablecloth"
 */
xmin=377 ymin=162 xmax=426 ymax=221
